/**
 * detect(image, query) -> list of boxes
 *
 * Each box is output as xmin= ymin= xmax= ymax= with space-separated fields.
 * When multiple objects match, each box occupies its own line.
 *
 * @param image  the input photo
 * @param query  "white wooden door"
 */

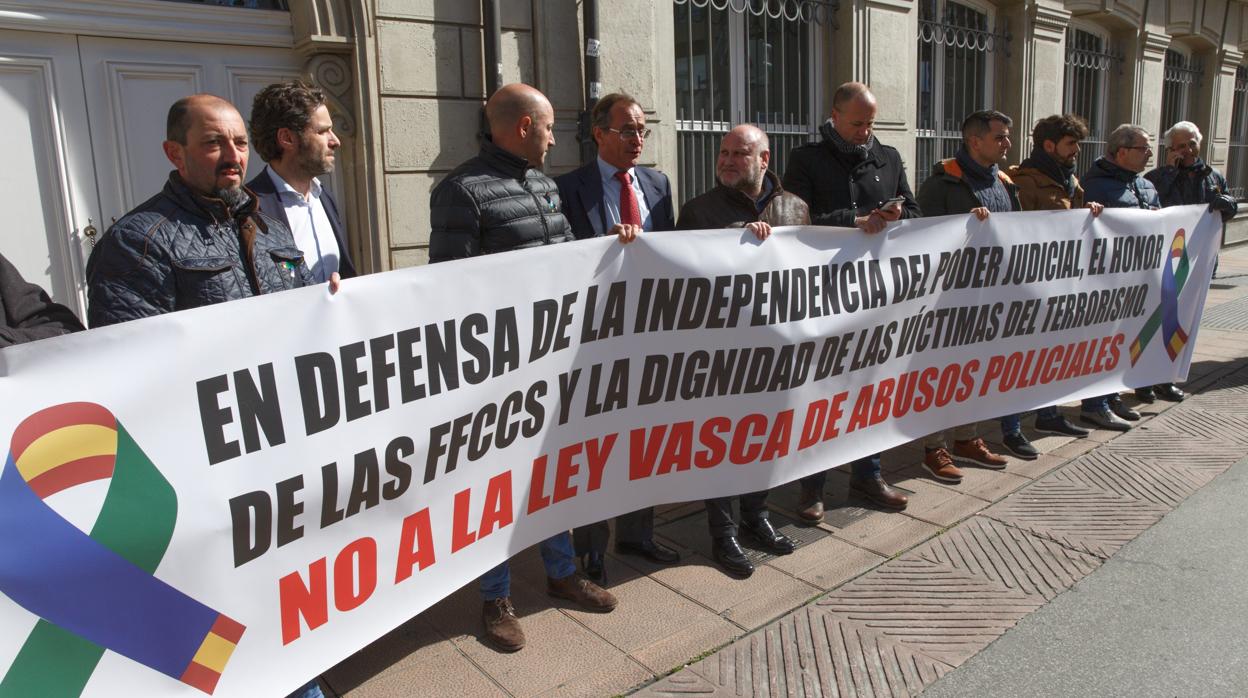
xmin=0 ymin=30 xmax=100 ymax=315
xmin=77 ymin=36 xmax=301 ymax=227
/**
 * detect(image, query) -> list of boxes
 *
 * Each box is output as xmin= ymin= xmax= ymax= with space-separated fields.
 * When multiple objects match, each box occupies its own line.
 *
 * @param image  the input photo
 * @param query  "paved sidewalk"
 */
xmin=322 ymin=246 xmax=1248 ymax=698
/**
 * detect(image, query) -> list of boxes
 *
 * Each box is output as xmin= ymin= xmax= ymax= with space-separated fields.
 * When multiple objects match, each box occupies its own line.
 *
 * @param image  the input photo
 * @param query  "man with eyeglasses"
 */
xmin=1078 ymin=124 xmax=1161 ymax=431
xmin=554 ymin=93 xmax=680 ymax=584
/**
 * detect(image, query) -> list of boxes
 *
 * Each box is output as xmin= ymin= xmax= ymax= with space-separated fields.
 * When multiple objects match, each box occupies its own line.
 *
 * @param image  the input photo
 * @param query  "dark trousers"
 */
xmin=572 ymin=507 xmax=655 ymax=556
xmin=705 ymin=490 xmax=770 ymax=539
xmin=799 ymin=453 xmax=881 ymax=491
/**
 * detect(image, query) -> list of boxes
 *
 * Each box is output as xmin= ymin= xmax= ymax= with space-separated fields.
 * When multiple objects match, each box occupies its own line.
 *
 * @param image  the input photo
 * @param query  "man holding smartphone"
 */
xmin=782 ymin=82 xmax=915 ymax=520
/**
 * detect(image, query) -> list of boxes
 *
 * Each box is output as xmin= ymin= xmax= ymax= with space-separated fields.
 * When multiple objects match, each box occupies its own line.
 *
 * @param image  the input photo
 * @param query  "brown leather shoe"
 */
xmin=849 ymin=475 xmax=908 ymax=510
xmin=923 ymin=447 xmax=964 ymax=483
xmin=482 ymin=597 xmax=525 ymax=652
xmin=547 ymin=574 xmax=617 ymax=612
xmin=798 ymin=483 xmax=825 ymax=523
xmin=951 ymin=438 xmax=1008 ymax=469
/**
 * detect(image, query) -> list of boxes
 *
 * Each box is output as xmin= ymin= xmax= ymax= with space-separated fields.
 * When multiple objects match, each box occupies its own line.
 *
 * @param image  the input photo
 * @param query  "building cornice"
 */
xmin=0 ymin=0 xmax=293 ymax=47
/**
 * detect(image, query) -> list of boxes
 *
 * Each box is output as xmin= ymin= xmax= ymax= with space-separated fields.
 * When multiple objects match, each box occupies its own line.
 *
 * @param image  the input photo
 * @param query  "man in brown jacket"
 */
xmin=676 ymin=124 xmax=800 ymax=578
xmin=1007 ymin=114 xmax=1103 ymax=439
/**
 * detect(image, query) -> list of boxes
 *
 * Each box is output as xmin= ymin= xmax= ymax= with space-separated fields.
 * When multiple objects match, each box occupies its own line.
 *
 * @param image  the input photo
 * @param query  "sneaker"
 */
xmin=1080 ymin=408 xmax=1131 ymax=432
xmin=952 ymin=438 xmax=1008 ymax=469
xmin=923 ymin=448 xmax=964 ymax=483
xmin=1107 ymin=395 xmax=1140 ymax=421
xmin=1034 ymin=415 xmax=1090 ymax=438
xmin=547 ymin=574 xmax=617 ymax=612
xmin=1002 ymin=432 xmax=1039 ymax=460
xmin=482 ymin=597 xmax=525 ymax=652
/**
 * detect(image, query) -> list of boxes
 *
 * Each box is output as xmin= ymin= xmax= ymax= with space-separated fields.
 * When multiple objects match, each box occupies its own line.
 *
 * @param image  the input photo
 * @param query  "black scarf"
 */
xmin=1020 ymin=146 xmax=1076 ymax=198
xmin=954 ymin=147 xmax=1012 ymax=213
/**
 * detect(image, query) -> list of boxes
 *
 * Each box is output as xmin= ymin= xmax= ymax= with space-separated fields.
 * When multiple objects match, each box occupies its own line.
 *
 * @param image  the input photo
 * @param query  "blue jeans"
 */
xmin=288 ymin=680 xmax=323 ymax=698
xmin=999 ymin=407 xmax=1060 ymax=436
xmin=479 ymin=531 xmax=577 ymax=600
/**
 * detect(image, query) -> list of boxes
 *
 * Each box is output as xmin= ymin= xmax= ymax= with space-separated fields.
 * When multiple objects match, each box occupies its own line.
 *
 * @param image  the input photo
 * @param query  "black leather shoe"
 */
xmin=615 ymin=539 xmax=680 ymax=564
xmin=711 ymin=536 xmax=754 ymax=577
xmin=581 ymin=552 xmax=606 ymax=585
xmin=1155 ymin=383 xmax=1186 ymax=402
xmin=1107 ymin=395 xmax=1140 ymax=421
xmin=1134 ymin=387 xmax=1156 ymax=403
xmin=741 ymin=518 xmax=796 ymax=555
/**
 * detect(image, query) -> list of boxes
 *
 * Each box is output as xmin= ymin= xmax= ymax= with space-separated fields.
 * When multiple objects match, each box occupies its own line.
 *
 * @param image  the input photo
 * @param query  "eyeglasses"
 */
xmin=604 ymin=127 xmax=651 ymax=141
xmin=1124 ymin=145 xmax=1154 ymax=152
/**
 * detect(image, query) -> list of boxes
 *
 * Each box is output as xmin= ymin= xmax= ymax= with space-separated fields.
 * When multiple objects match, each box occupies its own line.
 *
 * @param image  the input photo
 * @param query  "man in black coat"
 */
xmin=781 ymin=83 xmax=912 ymax=520
xmin=247 ymin=80 xmax=357 ymax=282
xmin=554 ymin=93 xmax=679 ymax=583
xmin=1 ymin=253 xmax=82 ymax=347
xmin=428 ymin=83 xmax=618 ymax=654
xmin=783 ymin=82 xmax=921 ymax=232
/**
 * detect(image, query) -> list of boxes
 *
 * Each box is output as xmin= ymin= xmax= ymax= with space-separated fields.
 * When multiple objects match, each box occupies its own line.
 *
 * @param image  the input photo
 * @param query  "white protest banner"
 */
xmin=0 ymin=205 xmax=1218 ymax=697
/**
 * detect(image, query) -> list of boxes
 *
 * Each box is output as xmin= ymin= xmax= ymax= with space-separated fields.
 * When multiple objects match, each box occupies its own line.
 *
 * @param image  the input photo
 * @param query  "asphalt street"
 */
xmin=922 ymin=455 xmax=1248 ymax=697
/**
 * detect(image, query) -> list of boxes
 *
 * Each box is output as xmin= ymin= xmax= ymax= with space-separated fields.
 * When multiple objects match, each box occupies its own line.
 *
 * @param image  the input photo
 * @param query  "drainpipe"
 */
xmin=480 ymin=0 xmax=503 ymax=141
xmin=577 ymin=0 xmax=601 ymax=165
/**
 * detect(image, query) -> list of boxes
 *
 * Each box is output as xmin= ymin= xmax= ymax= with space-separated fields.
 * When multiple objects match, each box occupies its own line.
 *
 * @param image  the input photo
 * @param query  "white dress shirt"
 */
xmin=266 ymin=166 xmax=340 ymax=283
xmin=592 ymin=156 xmax=653 ymax=236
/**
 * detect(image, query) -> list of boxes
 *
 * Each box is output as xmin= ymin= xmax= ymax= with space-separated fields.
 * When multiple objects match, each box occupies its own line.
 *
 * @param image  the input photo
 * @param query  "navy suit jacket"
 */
xmin=247 ymin=168 xmax=357 ymax=278
xmin=555 ymin=163 xmax=675 ymax=238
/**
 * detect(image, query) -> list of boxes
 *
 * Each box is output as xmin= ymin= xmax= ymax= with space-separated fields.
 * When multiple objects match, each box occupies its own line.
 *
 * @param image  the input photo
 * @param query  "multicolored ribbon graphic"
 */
xmin=0 ymin=403 xmax=244 ymax=696
xmin=1129 ymin=228 xmax=1192 ymax=366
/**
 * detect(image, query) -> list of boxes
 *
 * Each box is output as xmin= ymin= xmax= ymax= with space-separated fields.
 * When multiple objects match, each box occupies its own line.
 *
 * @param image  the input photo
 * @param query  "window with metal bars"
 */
xmin=915 ymin=0 xmax=1006 ymax=188
xmin=1227 ymin=67 xmax=1248 ymax=200
xmin=1159 ymin=48 xmax=1203 ymax=163
xmin=1063 ymin=27 xmax=1120 ymax=177
xmin=673 ymin=0 xmax=827 ymax=202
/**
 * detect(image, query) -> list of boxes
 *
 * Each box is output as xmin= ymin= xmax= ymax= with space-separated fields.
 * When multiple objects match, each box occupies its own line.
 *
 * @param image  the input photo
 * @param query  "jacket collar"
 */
xmin=479 ymin=137 xmax=533 ymax=179
xmin=713 ymin=169 xmax=785 ymax=211
xmin=163 ymin=171 xmax=259 ymax=225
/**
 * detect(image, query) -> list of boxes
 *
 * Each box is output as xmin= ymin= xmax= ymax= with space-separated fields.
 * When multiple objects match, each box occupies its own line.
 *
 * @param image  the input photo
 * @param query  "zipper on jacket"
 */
xmin=522 ymin=177 xmax=551 ymax=245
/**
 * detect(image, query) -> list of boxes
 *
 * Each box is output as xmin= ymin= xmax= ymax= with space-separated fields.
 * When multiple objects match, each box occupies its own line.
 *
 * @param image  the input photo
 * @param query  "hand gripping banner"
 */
xmin=1129 ymin=227 xmax=1192 ymax=365
xmin=0 ymin=403 xmax=244 ymax=696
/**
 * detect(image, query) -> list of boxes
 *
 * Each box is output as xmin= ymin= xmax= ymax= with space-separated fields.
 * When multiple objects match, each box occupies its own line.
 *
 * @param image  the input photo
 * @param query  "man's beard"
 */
xmin=214 ymin=185 xmax=248 ymax=212
xmin=719 ymin=164 xmax=762 ymax=194
xmin=296 ymin=139 xmax=334 ymax=177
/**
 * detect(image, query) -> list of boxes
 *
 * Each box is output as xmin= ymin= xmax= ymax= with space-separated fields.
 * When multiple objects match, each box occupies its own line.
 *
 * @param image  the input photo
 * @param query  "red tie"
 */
xmin=615 ymin=170 xmax=641 ymax=226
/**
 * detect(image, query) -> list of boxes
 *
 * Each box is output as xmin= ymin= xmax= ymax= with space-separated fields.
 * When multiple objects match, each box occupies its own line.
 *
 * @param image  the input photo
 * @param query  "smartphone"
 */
xmin=881 ymin=196 xmax=905 ymax=211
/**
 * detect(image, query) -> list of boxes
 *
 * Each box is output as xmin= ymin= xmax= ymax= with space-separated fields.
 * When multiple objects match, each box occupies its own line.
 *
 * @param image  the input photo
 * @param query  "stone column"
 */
xmin=998 ymin=0 xmax=1071 ymax=157
xmin=834 ymin=0 xmax=920 ymax=174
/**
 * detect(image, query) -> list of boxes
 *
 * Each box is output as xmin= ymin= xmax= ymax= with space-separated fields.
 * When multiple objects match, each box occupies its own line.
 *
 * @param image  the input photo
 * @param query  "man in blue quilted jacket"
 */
xmin=87 ymin=94 xmax=321 ymax=327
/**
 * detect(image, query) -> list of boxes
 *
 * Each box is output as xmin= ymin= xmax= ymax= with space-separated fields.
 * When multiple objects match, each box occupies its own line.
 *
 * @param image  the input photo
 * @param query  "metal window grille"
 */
xmin=1063 ymin=28 xmax=1121 ymax=176
xmin=158 ymin=0 xmax=289 ymax=8
xmin=673 ymin=0 xmax=830 ymax=202
xmin=915 ymin=0 xmax=1008 ymax=188
xmin=1227 ymin=67 xmax=1248 ymax=200
xmin=1159 ymin=49 xmax=1203 ymax=163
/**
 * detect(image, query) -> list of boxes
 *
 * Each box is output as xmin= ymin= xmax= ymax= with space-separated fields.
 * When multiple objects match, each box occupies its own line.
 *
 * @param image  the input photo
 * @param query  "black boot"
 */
xmin=741 ymin=518 xmax=796 ymax=555
xmin=711 ymin=536 xmax=754 ymax=577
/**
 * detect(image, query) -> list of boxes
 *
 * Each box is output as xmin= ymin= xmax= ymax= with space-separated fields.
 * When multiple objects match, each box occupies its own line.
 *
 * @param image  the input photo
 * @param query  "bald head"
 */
xmin=717 ymin=124 xmax=771 ymax=197
xmin=162 ymin=94 xmax=249 ymax=201
xmin=485 ymin=83 xmax=556 ymax=167
xmin=167 ymin=94 xmax=238 ymax=144
xmin=830 ymin=82 xmax=878 ymax=146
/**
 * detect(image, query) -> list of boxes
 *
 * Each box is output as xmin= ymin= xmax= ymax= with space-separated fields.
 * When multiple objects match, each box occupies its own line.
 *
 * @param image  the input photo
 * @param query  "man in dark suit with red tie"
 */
xmin=555 ymin=92 xmax=679 ymax=583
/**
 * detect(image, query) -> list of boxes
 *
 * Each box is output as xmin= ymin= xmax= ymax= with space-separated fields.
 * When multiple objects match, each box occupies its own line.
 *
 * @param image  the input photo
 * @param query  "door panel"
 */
xmin=0 ymin=30 xmax=98 ymax=315
xmin=78 ymin=37 xmax=301 ymax=226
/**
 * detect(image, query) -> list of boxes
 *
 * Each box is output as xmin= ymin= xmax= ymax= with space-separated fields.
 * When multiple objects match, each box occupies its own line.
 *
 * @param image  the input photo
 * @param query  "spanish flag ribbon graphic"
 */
xmin=0 ymin=403 xmax=244 ymax=696
xmin=1129 ymin=228 xmax=1192 ymax=366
